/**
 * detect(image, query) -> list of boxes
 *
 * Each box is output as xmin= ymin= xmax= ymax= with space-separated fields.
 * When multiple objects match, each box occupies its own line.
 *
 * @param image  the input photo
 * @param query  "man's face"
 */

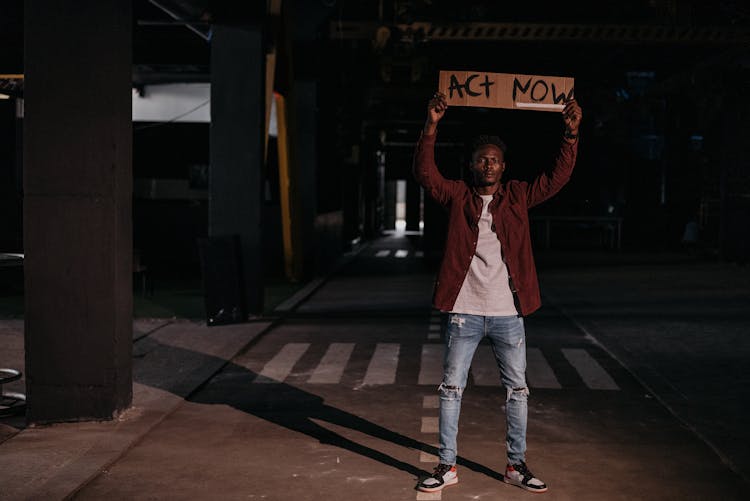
xmin=470 ymin=144 xmax=505 ymax=187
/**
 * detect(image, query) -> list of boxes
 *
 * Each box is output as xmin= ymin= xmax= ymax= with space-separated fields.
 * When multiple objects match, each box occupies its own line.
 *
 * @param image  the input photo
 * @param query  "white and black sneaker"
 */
xmin=504 ymin=461 xmax=548 ymax=493
xmin=417 ymin=463 xmax=458 ymax=492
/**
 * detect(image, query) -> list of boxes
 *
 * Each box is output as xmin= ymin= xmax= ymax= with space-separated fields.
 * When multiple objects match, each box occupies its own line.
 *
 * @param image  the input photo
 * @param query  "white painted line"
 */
xmin=362 ymin=343 xmax=400 ymax=385
xmin=254 ymin=343 xmax=310 ymax=383
xmin=274 ymin=277 xmax=325 ymax=312
xmin=422 ymin=395 xmax=439 ymax=408
xmin=415 ymin=251 xmax=424 ymax=258
xmin=420 ymin=449 xmax=439 ymax=463
xmin=562 ymin=348 xmax=620 ymax=390
xmin=421 ymin=416 xmax=439 ymax=433
xmin=416 ymin=491 xmax=442 ymax=500
xmin=526 ymin=347 xmax=562 ymax=389
xmin=375 ymin=249 xmax=391 ymax=257
xmin=395 ymin=249 xmax=409 ymax=258
xmin=515 ymin=102 xmax=565 ymax=111
xmin=308 ymin=343 xmax=355 ymax=384
xmin=427 ymin=333 xmax=441 ymax=340
xmin=418 ymin=345 xmax=443 ymax=385
xmin=549 ymin=298 xmax=734 ymax=472
xmin=428 ymin=323 xmax=441 ymax=332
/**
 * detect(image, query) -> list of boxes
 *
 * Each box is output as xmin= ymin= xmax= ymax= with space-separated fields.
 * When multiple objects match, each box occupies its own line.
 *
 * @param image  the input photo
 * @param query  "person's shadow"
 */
xmin=133 ymin=337 xmax=505 ymax=486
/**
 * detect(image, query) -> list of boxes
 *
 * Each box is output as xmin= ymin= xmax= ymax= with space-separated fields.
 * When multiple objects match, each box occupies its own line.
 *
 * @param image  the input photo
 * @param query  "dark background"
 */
xmin=1 ymin=0 xmax=748 ymax=281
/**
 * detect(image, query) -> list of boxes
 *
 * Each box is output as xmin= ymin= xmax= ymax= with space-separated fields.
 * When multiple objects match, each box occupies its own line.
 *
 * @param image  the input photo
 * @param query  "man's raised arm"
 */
xmin=525 ymin=99 xmax=583 ymax=208
xmin=413 ymin=92 xmax=457 ymax=207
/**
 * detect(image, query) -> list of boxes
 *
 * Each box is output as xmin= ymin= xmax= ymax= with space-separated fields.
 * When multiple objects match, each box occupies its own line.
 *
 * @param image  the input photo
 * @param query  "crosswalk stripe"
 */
xmin=562 ymin=348 xmax=620 ymax=390
xmin=415 ymin=251 xmax=425 ymax=258
xmin=375 ymin=250 xmax=390 ymax=257
xmin=416 ymin=491 xmax=441 ymax=500
xmin=418 ymin=344 xmax=443 ymax=385
xmin=395 ymin=249 xmax=409 ymax=258
xmin=471 ymin=345 xmax=501 ymax=386
xmin=421 ymin=416 xmax=439 ymax=433
xmin=423 ymin=395 xmax=439 ymax=408
xmin=255 ymin=343 xmax=310 ymax=383
xmin=309 ymin=343 xmax=355 ymax=384
xmin=250 ymin=342 xmax=621 ymax=391
xmin=428 ymin=323 xmax=441 ymax=332
xmin=526 ymin=348 xmax=563 ymax=389
xmin=427 ymin=333 xmax=440 ymax=340
xmin=362 ymin=343 xmax=400 ymax=385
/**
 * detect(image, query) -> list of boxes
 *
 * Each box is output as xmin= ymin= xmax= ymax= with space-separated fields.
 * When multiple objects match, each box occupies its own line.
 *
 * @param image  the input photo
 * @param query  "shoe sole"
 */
xmin=417 ymin=477 xmax=458 ymax=493
xmin=504 ymin=476 xmax=548 ymax=493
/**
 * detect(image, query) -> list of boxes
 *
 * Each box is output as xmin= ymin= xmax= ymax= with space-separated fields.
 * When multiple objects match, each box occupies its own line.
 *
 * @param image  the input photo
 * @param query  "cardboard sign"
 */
xmin=438 ymin=71 xmax=574 ymax=112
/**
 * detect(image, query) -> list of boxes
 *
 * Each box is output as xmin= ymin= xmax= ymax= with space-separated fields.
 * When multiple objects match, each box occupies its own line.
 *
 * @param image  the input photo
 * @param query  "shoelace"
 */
xmin=433 ymin=463 xmax=453 ymax=477
xmin=512 ymin=461 xmax=535 ymax=479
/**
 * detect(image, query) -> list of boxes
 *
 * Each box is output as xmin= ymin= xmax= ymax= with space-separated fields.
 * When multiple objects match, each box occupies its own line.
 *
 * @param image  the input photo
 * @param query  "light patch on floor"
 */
xmin=422 ymin=395 xmax=439 ymax=409
xmin=421 ymin=417 xmax=439 ymax=433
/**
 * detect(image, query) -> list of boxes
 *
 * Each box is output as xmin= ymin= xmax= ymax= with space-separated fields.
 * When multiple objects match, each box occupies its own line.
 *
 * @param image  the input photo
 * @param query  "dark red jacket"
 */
xmin=413 ymin=132 xmax=578 ymax=316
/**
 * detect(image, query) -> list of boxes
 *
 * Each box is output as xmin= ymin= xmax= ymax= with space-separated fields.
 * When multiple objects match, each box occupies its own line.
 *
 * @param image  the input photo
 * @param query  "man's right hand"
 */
xmin=424 ymin=91 xmax=447 ymax=135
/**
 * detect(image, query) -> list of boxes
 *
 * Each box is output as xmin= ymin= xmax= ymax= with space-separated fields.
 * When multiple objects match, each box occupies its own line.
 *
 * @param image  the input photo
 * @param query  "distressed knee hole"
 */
xmin=505 ymin=386 xmax=529 ymax=402
xmin=438 ymin=382 xmax=463 ymax=399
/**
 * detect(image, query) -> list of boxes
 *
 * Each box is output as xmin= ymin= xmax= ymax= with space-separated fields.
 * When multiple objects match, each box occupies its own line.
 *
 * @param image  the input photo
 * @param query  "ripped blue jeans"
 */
xmin=438 ymin=313 xmax=528 ymax=466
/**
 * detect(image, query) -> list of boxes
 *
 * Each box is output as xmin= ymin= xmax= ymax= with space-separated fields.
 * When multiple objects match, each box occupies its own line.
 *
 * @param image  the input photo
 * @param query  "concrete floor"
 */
xmin=1 ymin=235 xmax=747 ymax=500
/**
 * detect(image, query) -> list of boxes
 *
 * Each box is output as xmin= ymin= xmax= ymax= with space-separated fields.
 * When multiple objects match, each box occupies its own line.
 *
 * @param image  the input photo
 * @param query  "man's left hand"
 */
xmin=562 ymin=99 xmax=582 ymax=135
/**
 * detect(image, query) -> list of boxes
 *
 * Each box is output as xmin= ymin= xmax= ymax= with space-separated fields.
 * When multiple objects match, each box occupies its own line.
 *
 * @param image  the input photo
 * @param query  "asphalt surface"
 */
xmin=0 ymin=234 xmax=747 ymax=500
xmin=537 ymin=251 xmax=750 ymax=485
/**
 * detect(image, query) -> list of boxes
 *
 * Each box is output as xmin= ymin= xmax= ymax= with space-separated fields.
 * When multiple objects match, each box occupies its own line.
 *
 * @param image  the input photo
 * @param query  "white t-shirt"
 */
xmin=451 ymin=194 xmax=518 ymax=316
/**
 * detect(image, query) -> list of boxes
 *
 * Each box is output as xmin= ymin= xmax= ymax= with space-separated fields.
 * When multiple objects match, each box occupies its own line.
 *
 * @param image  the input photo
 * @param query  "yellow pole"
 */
xmin=265 ymin=0 xmax=280 ymax=161
xmin=274 ymin=92 xmax=295 ymax=280
xmin=264 ymin=52 xmax=276 ymax=162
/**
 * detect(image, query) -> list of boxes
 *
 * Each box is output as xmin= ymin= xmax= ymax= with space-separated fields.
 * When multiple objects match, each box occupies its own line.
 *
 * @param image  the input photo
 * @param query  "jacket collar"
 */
xmin=470 ymin=182 xmax=505 ymax=201
xmin=465 ymin=182 xmax=505 ymax=225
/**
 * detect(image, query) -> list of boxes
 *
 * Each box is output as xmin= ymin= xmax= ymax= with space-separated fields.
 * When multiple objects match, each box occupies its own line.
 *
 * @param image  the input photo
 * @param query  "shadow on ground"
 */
xmin=135 ymin=337 xmax=505 ymax=486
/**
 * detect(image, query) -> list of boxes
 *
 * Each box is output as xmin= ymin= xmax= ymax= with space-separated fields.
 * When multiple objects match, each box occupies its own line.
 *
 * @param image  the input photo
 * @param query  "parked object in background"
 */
xmin=0 ymin=368 xmax=25 ymax=417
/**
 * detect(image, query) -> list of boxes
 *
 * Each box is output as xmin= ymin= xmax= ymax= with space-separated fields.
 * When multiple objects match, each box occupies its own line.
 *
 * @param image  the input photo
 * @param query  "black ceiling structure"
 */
xmin=3 ymin=0 xmax=750 ymax=249
xmin=3 ymin=1 xmax=749 ymax=95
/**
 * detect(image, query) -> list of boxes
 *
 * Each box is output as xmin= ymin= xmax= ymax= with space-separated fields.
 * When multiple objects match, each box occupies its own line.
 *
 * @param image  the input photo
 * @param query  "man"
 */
xmin=413 ymin=91 xmax=582 ymax=494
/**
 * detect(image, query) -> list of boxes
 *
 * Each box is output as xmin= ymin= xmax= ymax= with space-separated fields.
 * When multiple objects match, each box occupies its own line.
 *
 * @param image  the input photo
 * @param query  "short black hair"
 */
xmin=471 ymin=135 xmax=507 ymax=156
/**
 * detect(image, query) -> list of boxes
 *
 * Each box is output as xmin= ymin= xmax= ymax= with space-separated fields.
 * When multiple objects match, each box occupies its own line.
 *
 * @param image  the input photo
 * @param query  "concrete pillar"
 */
xmin=718 ymin=68 xmax=750 ymax=262
xmin=362 ymin=142 xmax=378 ymax=238
xmin=405 ymin=179 xmax=421 ymax=231
xmin=293 ymin=80 xmax=318 ymax=276
xmin=23 ymin=0 xmax=132 ymax=422
xmin=210 ymin=24 xmax=265 ymax=314
xmin=422 ymin=195 xmax=447 ymax=258
xmin=364 ymin=147 xmax=386 ymax=237
xmin=384 ymin=181 xmax=397 ymax=231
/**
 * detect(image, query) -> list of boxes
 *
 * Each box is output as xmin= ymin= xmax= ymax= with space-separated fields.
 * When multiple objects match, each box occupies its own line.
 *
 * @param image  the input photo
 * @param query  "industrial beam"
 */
xmin=147 ymin=0 xmax=209 ymax=41
xmin=331 ymin=21 xmax=750 ymax=45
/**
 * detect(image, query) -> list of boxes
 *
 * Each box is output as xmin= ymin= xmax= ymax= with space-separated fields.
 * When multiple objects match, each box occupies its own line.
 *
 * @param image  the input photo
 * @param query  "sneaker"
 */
xmin=504 ymin=461 xmax=548 ymax=493
xmin=417 ymin=463 xmax=458 ymax=492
